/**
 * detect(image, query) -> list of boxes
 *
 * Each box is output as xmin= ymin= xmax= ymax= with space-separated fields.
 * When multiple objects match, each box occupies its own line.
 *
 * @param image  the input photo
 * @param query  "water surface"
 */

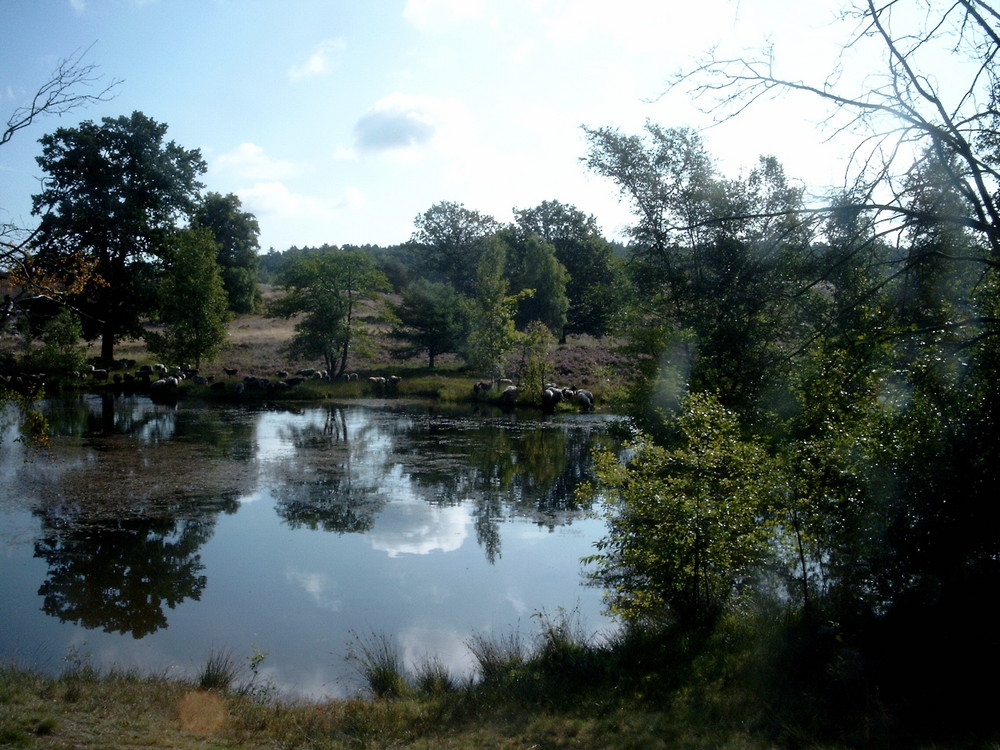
xmin=0 ymin=394 xmax=618 ymax=698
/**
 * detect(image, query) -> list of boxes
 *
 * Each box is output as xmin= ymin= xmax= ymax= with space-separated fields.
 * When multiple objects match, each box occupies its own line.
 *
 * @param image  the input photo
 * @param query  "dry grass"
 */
xmin=84 ymin=286 xmax=630 ymax=396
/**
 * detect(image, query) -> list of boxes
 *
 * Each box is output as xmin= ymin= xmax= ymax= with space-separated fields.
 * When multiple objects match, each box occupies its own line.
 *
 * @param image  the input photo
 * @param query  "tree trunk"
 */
xmin=337 ymin=337 xmax=349 ymax=378
xmin=100 ymin=325 xmax=115 ymax=364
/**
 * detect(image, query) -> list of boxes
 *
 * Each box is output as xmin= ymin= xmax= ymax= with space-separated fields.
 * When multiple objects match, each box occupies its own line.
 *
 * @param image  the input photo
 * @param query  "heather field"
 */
xmin=92 ymin=286 xmax=635 ymax=408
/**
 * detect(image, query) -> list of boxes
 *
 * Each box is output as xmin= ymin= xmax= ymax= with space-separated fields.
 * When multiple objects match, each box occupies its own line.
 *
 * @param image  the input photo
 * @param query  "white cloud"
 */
xmin=214 ymin=142 xmax=303 ymax=181
xmin=333 ymin=144 xmax=358 ymax=161
xmin=286 ymin=568 xmax=342 ymax=612
xmin=288 ymin=38 xmax=346 ymax=81
xmin=353 ymin=93 xmax=474 ymax=157
xmin=237 ymin=182 xmax=334 ymax=221
xmin=341 ymin=186 xmax=367 ymax=211
xmin=403 ymin=0 xmax=486 ymax=30
xmin=236 ymin=182 xmax=365 ymax=223
xmin=369 ymin=502 xmax=469 ymax=557
xmin=68 ymin=0 xmax=87 ymax=13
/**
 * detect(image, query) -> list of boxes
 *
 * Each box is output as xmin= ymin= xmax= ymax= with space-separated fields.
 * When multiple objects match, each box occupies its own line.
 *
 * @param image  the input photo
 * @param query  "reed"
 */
xmin=197 ymin=647 xmax=241 ymax=691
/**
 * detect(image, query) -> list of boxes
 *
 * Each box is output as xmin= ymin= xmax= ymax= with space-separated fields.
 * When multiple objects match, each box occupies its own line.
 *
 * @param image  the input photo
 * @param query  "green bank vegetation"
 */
xmin=0 ymin=610 xmax=887 ymax=750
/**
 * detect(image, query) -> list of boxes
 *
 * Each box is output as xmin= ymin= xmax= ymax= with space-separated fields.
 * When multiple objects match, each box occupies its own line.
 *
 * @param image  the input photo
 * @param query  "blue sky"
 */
xmin=2 ymin=0 xmax=855 ymax=252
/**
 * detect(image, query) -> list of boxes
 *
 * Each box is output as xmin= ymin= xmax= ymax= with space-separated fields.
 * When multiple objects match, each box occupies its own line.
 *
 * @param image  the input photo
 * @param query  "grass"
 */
xmin=0 ymin=618 xmax=691 ymax=749
xmin=197 ymin=648 xmax=241 ymax=692
xmin=59 ymin=286 xmax=631 ymax=409
xmin=3 ymin=610 xmax=994 ymax=749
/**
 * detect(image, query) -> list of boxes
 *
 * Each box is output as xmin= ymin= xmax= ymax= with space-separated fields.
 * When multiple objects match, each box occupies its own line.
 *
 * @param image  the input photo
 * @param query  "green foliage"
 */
xmin=511 ymin=319 xmax=556 ymax=391
xmin=584 ymin=126 xmax=811 ymax=423
xmin=463 ymin=237 xmax=529 ymax=381
xmin=269 ymin=248 xmax=389 ymax=375
xmin=146 ymin=228 xmax=231 ymax=368
xmin=18 ymin=307 xmax=87 ymax=375
xmin=192 ymin=192 xmax=262 ymax=314
xmin=512 ymin=234 xmax=569 ymax=334
xmin=588 ymin=392 xmax=779 ymax=626
xmin=32 ymin=110 xmax=206 ymax=362
xmin=513 ymin=199 xmax=623 ymax=337
xmin=389 ymin=278 xmax=466 ymax=368
xmin=411 ymin=200 xmax=500 ymax=295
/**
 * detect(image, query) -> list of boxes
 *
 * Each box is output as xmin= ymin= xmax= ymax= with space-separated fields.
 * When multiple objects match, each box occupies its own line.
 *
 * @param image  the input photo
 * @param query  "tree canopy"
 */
xmin=192 ymin=192 xmax=262 ymax=314
xmin=146 ymin=227 xmax=231 ymax=369
xmin=269 ymin=249 xmax=389 ymax=376
xmin=31 ymin=111 xmax=206 ymax=362
xmin=411 ymin=201 xmax=500 ymax=295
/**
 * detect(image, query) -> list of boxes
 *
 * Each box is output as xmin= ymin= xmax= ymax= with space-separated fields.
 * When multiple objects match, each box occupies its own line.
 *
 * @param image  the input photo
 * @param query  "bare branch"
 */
xmin=669 ymin=1 xmax=1000 ymax=261
xmin=1 ymin=43 xmax=121 ymax=148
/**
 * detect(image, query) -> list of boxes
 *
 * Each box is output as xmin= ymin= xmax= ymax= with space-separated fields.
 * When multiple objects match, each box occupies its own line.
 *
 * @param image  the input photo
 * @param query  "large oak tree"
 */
xmin=32 ymin=111 xmax=206 ymax=362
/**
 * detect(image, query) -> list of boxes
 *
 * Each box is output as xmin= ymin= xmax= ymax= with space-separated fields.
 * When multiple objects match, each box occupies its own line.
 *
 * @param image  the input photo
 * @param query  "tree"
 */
xmin=513 ymin=200 xmax=621 ymax=338
xmin=1 ymin=45 xmax=119 ymax=150
xmin=32 ymin=111 xmax=206 ymax=362
xmin=676 ymin=0 xmax=1000 ymax=286
xmin=512 ymin=319 xmax=557 ymax=391
xmin=192 ymin=192 xmax=262 ymax=314
xmin=464 ymin=237 xmax=527 ymax=382
xmin=2 ymin=46 xmax=119 ymax=307
xmin=269 ymin=249 xmax=389 ymax=376
xmin=584 ymin=125 xmax=812 ymax=419
xmin=390 ymin=278 xmax=466 ymax=368
xmin=511 ymin=234 xmax=569 ymax=335
xmin=587 ymin=392 xmax=779 ymax=626
xmin=146 ymin=228 xmax=231 ymax=369
xmin=411 ymin=201 xmax=500 ymax=295
xmin=1 ymin=47 xmax=118 ymax=446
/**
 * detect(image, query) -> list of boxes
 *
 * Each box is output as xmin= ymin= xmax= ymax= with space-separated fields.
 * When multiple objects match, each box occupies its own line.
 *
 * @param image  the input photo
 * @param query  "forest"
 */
xmin=2 ymin=1 xmax=999 ymax=745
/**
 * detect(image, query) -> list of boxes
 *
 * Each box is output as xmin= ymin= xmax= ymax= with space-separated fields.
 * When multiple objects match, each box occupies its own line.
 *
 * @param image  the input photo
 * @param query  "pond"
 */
xmin=0 ymin=393 xmax=621 ymax=699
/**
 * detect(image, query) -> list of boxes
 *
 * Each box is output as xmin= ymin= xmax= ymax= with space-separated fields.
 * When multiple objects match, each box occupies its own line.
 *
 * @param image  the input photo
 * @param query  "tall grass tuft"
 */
xmin=533 ymin=607 xmax=594 ymax=675
xmin=466 ymin=626 xmax=527 ymax=684
xmin=347 ymin=630 xmax=410 ymax=699
xmin=411 ymin=654 xmax=457 ymax=695
xmin=198 ymin=648 xmax=241 ymax=692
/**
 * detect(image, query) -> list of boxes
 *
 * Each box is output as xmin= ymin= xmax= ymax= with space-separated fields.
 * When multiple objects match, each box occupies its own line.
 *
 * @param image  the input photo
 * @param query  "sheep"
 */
xmin=149 ymin=376 xmax=179 ymax=401
xmin=541 ymin=387 xmax=564 ymax=412
xmin=499 ymin=385 xmax=518 ymax=407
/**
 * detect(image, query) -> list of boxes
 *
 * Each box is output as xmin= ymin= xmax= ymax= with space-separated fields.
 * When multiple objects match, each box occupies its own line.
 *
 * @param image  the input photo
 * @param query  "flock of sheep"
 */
xmin=76 ymin=359 xmax=596 ymax=412
xmin=473 ymin=379 xmax=595 ymax=412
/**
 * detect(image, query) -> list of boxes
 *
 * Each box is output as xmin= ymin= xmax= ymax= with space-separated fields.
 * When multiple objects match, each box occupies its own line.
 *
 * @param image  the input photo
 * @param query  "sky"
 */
xmin=1 ymin=0 xmax=862 ymax=253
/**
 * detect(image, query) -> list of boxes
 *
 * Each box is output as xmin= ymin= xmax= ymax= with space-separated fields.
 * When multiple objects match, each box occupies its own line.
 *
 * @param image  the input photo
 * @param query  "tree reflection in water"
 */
xmin=267 ymin=404 xmax=617 ymax=564
xmin=22 ymin=394 xmax=254 ymax=636
xmin=11 ymin=396 xmax=618 ymax=641
xmin=33 ymin=504 xmax=234 ymax=638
